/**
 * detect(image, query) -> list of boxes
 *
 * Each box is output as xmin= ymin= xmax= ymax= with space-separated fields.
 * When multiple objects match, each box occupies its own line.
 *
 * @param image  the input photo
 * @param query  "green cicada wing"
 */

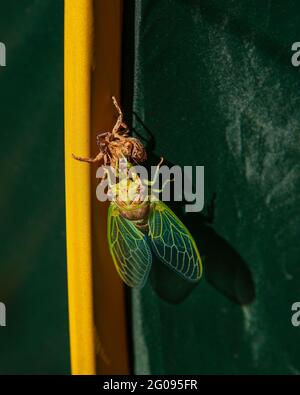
xmin=148 ymin=201 xmax=202 ymax=282
xmin=107 ymin=203 xmax=152 ymax=288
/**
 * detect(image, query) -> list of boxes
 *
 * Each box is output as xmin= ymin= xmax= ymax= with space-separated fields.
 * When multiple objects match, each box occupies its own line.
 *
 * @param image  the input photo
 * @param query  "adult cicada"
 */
xmin=104 ymin=159 xmax=203 ymax=288
xmin=73 ymin=96 xmax=202 ymax=288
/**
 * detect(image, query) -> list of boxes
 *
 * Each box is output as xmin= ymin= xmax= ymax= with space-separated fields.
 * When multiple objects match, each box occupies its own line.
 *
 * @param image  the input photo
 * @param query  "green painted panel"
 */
xmin=0 ymin=0 xmax=69 ymax=374
xmin=124 ymin=0 xmax=300 ymax=374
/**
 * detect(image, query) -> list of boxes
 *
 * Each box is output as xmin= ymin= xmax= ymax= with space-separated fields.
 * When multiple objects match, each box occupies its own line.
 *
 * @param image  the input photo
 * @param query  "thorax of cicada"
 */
xmin=107 ymin=164 xmax=148 ymax=207
xmin=108 ymin=168 xmax=150 ymax=233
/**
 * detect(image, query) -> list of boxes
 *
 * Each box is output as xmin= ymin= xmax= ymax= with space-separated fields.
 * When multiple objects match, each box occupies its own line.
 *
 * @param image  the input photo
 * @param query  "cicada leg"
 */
xmin=112 ymin=96 xmax=129 ymax=135
xmin=142 ymin=157 xmax=164 ymax=187
xmin=72 ymin=151 xmax=104 ymax=163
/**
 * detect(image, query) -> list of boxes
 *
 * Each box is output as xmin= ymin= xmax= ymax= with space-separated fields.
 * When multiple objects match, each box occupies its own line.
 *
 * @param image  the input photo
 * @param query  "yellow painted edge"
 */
xmin=64 ymin=0 xmax=96 ymax=375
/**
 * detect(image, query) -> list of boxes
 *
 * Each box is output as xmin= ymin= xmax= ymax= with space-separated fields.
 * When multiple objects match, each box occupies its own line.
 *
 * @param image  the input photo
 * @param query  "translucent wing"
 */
xmin=107 ymin=203 xmax=152 ymax=288
xmin=148 ymin=201 xmax=202 ymax=281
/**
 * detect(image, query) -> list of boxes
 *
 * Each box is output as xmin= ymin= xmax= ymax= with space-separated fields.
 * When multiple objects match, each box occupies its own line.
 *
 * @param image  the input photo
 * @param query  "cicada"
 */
xmin=73 ymin=96 xmax=202 ymax=288
xmin=105 ymin=159 xmax=203 ymax=288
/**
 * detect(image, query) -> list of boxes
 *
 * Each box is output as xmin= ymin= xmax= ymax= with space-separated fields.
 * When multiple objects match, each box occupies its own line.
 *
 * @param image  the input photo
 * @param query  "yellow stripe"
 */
xmin=64 ymin=0 xmax=96 ymax=375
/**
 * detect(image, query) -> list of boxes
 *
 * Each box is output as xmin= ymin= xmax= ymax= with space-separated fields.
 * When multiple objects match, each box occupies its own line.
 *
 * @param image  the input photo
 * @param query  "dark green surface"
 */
xmin=0 ymin=1 xmax=69 ymax=373
xmin=125 ymin=0 xmax=300 ymax=374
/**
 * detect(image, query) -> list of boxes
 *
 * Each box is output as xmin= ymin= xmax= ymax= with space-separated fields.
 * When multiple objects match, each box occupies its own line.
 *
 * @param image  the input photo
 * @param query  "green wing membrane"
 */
xmin=107 ymin=203 xmax=152 ymax=288
xmin=148 ymin=201 xmax=202 ymax=282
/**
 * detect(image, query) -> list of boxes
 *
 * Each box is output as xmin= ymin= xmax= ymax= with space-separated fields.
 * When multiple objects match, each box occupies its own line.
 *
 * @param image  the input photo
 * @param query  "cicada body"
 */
xmin=107 ymin=193 xmax=203 ymax=289
xmin=73 ymin=97 xmax=202 ymax=288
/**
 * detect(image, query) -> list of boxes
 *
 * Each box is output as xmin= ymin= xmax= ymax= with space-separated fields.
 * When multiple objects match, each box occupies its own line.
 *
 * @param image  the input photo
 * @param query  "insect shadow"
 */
xmin=131 ymin=114 xmax=256 ymax=306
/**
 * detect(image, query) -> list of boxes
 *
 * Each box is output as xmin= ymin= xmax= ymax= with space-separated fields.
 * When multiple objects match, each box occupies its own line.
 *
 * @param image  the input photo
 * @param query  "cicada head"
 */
xmin=123 ymin=137 xmax=147 ymax=163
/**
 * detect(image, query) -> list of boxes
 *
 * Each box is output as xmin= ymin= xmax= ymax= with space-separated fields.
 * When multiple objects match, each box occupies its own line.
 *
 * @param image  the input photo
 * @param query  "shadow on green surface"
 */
xmin=121 ymin=0 xmax=255 ymax=306
xmin=133 ymin=113 xmax=256 ymax=306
